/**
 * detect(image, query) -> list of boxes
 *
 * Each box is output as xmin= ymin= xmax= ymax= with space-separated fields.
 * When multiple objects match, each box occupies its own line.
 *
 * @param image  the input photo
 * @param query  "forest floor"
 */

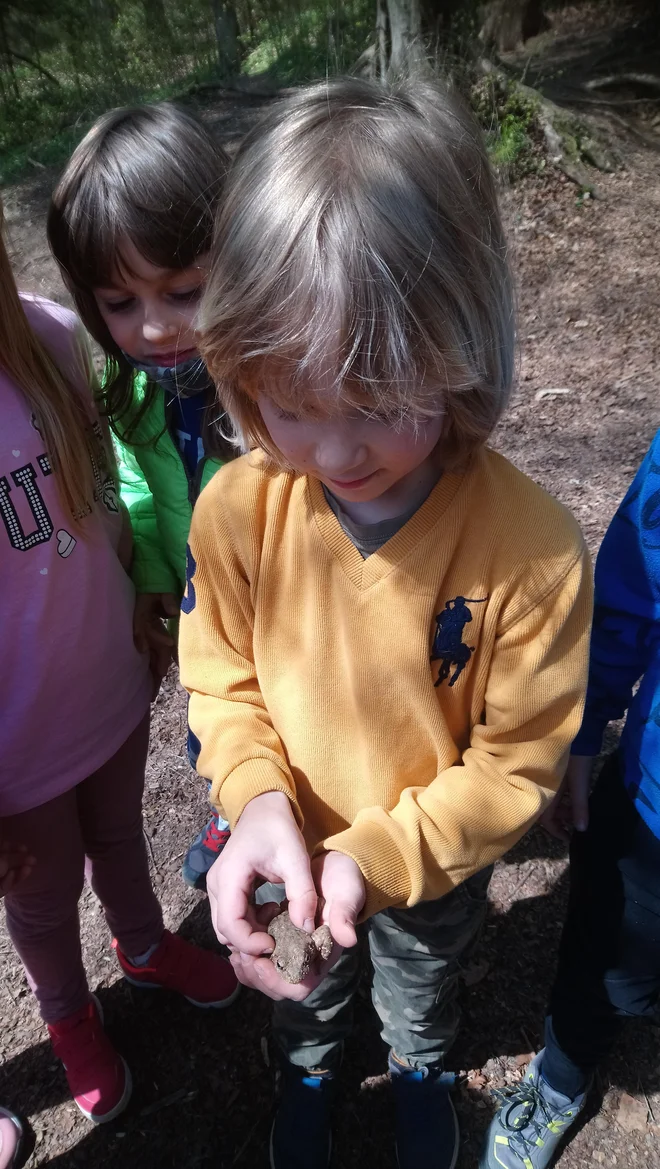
xmin=2 ymin=5 xmax=660 ymax=1167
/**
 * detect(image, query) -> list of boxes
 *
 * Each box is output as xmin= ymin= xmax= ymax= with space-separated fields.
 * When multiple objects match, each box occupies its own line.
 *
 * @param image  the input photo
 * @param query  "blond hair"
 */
xmin=0 ymin=199 xmax=96 ymax=521
xmin=200 ymin=76 xmax=515 ymax=467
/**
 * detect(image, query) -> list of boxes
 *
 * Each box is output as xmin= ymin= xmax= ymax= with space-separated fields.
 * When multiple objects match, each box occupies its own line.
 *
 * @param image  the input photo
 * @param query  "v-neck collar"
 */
xmin=307 ymin=468 xmax=466 ymax=589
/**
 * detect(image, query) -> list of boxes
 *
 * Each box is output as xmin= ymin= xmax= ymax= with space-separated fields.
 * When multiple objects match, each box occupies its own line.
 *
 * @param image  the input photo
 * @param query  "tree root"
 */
xmin=479 ymin=58 xmax=622 ymax=192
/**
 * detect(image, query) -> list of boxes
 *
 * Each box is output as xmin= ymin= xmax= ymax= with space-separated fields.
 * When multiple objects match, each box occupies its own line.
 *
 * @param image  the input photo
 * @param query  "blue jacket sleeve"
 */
xmin=572 ymin=429 xmax=660 ymax=754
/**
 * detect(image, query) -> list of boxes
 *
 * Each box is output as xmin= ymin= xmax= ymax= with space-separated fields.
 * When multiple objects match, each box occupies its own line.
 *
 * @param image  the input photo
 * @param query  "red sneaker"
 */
xmin=48 ymin=997 xmax=131 ymax=1123
xmin=114 ymin=930 xmax=239 ymax=1008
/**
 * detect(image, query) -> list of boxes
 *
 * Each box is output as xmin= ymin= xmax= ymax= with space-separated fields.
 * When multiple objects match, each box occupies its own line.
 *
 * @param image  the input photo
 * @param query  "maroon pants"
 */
xmin=2 ymin=714 xmax=163 ymax=1023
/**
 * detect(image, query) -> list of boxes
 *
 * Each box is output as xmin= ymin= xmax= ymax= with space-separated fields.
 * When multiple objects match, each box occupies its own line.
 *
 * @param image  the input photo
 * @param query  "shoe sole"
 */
xmin=122 ymin=973 xmax=241 ymax=1009
xmin=269 ymin=1120 xmax=332 ymax=1169
xmin=395 ymin=1094 xmax=459 ymax=1169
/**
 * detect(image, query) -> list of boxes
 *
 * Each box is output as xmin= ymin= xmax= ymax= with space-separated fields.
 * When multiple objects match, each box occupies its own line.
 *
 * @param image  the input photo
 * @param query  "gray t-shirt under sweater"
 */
xmin=322 ymin=485 xmax=425 ymax=558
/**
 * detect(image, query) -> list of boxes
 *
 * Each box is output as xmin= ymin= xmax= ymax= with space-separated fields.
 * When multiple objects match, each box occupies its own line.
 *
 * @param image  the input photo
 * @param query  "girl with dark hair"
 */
xmin=49 ymin=101 xmax=236 ymax=891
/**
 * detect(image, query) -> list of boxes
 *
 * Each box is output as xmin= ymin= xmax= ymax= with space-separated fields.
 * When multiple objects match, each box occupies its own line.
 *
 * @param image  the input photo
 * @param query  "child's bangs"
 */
xmin=62 ymin=180 xmax=208 ymax=293
xmin=226 ymin=265 xmax=448 ymax=428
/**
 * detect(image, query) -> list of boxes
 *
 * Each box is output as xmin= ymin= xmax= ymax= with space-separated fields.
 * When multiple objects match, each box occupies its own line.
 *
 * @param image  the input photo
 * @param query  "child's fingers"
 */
xmin=283 ymin=856 xmax=318 ymax=935
xmin=160 ymin=592 xmax=180 ymax=617
xmin=208 ymin=859 xmax=274 ymax=956
xmin=134 ymin=630 xmax=149 ymax=654
xmin=538 ymin=801 xmax=569 ymax=843
xmin=326 ymin=904 xmax=358 ymax=950
xmin=571 ymin=782 xmax=590 ymax=833
xmin=236 ymin=952 xmax=316 ymax=1002
xmin=150 ymin=643 xmax=173 ymax=681
xmin=568 ymin=756 xmax=592 ymax=833
xmin=145 ymin=625 xmax=175 ymax=649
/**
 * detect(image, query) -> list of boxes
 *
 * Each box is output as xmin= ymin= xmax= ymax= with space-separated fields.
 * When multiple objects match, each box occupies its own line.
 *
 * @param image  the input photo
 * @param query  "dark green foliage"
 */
xmin=0 ymin=0 xmax=373 ymax=185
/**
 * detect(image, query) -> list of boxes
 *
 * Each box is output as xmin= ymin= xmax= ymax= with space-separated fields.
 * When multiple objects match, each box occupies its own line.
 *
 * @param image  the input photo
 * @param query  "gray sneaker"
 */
xmin=479 ymin=1050 xmax=587 ymax=1169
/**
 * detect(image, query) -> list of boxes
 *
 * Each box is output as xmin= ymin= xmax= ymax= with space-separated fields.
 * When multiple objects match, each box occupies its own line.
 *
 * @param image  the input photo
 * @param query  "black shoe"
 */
xmin=389 ymin=1051 xmax=459 ymax=1169
xmin=270 ymin=1060 xmax=335 ymax=1169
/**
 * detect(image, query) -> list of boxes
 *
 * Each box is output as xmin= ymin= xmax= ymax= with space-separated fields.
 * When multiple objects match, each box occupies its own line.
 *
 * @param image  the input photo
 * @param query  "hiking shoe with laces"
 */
xmin=270 ymin=1060 xmax=336 ymax=1169
xmin=181 ymin=814 xmax=231 ymax=891
xmin=389 ymin=1051 xmax=459 ymax=1169
xmin=479 ymin=1049 xmax=587 ymax=1169
xmin=48 ymin=995 xmax=131 ymax=1123
xmin=114 ymin=930 xmax=239 ymax=1008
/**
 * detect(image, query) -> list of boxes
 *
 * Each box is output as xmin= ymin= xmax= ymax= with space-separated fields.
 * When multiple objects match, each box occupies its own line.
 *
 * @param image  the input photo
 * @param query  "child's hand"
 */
xmin=224 ymin=849 xmax=365 ymax=1003
xmin=539 ymin=755 xmax=593 ymax=841
xmin=312 ymin=850 xmax=365 ymax=950
xmin=133 ymin=592 xmax=178 ymax=691
xmin=0 ymin=842 xmax=36 ymax=896
xmin=207 ymin=791 xmax=318 ymax=998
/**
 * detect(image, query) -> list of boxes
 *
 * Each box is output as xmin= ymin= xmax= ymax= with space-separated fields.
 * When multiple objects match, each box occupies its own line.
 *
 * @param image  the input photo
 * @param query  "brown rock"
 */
xmin=268 ymin=910 xmax=333 ymax=984
xmin=616 ymin=1092 xmax=647 ymax=1133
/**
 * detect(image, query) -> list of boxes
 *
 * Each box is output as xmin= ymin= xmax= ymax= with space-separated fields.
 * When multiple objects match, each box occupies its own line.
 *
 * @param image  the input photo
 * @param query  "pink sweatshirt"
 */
xmin=0 ymin=297 xmax=151 ymax=816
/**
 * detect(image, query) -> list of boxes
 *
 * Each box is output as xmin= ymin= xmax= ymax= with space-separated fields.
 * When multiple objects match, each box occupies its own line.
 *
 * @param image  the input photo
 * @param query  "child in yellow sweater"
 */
xmin=178 ymin=78 xmax=593 ymax=1169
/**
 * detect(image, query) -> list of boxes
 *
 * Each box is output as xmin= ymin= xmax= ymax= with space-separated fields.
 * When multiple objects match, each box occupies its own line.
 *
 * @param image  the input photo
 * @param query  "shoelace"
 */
xmin=204 ymin=821 xmax=229 ymax=848
xmin=492 ymin=1082 xmax=558 ymax=1157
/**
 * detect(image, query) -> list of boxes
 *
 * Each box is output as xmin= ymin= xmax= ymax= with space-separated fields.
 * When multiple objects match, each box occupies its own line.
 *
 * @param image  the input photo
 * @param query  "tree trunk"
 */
xmin=210 ymin=0 xmax=240 ymax=77
xmin=141 ymin=0 xmax=173 ymax=46
xmin=376 ymin=0 xmax=388 ymax=81
xmin=480 ymin=0 xmax=549 ymax=54
xmin=386 ymin=0 xmax=424 ymax=74
xmin=0 ymin=7 xmax=20 ymax=100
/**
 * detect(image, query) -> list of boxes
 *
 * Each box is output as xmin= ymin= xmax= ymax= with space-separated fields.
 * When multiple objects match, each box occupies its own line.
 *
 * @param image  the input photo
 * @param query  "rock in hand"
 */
xmin=267 ymin=909 xmax=333 ymax=984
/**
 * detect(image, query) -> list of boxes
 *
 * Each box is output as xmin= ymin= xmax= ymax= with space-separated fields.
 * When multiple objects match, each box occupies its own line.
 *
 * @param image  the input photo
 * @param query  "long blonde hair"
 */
xmin=200 ymin=77 xmax=515 ymax=470
xmin=1 ymin=199 xmax=96 ymax=521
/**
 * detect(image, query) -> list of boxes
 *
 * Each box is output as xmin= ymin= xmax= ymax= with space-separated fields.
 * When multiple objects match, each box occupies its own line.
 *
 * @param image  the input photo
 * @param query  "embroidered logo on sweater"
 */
xmin=181 ymin=544 xmax=197 ymax=614
xmin=430 ymin=596 xmax=487 ymax=688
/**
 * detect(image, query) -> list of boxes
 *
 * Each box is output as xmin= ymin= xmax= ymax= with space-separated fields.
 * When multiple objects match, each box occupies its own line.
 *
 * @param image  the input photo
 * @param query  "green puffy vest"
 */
xmin=115 ymin=373 xmax=225 ymax=596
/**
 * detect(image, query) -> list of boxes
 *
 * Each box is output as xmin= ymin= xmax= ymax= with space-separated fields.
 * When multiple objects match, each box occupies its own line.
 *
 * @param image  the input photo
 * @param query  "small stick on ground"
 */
xmin=641 ymin=1081 xmax=656 ymax=1124
xmin=232 ymin=1119 xmax=261 ymax=1165
xmin=143 ymin=826 xmax=159 ymax=873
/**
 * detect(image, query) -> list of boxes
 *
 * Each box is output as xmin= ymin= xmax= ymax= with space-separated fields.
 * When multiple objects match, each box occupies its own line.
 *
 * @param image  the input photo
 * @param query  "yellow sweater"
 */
xmin=179 ymin=448 xmax=592 ymax=918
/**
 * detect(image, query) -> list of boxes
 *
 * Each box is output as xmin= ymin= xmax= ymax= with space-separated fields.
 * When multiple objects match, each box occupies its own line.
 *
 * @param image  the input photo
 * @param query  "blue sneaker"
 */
xmin=389 ymin=1051 xmax=459 ymax=1169
xmin=479 ymin=1050 xmax=587 ymax=1168
xmin=181 ymin=814 xmax=230 ymax=891
xmin=270 ymin=1060 xmax=335 ymax=1169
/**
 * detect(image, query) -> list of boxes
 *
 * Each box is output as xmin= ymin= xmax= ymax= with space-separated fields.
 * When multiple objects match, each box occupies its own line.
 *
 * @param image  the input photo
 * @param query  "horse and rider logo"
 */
xmin=430 ymin=595 xmax=487 ymax=687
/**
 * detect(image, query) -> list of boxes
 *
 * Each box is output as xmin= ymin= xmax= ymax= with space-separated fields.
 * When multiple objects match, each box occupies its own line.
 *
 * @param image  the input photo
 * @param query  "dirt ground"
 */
xmin=2 ymin=8 xmax=660 ymax=1167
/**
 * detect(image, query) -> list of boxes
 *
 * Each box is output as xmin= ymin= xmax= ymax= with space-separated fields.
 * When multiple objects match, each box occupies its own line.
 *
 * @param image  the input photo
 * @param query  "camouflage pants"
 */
xmin=273 ymin=865 xmax=492 ymax=1072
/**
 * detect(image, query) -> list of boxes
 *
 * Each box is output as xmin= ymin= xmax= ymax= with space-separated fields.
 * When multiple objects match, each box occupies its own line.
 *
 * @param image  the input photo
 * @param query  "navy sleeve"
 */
xmin=572 ymin=428 xmax=660 ymax=755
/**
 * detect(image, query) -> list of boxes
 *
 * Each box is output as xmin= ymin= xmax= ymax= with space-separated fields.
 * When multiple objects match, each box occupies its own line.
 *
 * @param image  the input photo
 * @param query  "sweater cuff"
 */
xmin=317 ymin=820 xmax=450 ymax=920
xmin=218 ymin=759 xmax=302 ymax=830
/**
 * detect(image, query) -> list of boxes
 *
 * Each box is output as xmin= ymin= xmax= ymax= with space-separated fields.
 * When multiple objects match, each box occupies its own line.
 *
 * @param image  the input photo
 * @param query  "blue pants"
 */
xmin=186 ymin=727 xmax=230 ymax=832
xmin=543 ymin=753 xmax=660 ymax=1097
